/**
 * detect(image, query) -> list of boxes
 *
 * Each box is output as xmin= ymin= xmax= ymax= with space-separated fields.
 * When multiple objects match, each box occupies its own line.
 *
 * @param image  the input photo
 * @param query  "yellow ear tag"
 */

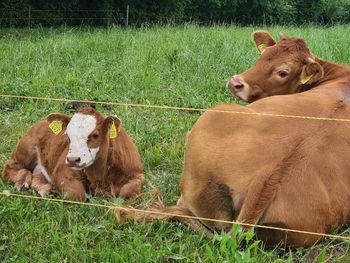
xmin=109 ymin=122 xmax=117 ymax=139
xmin=300 ymin=75 xmax=313 ymax=85
xmin=257 ymin=43 xmax=267 ymax=53
xmin=49 ymin=120 xmax=63 ymax=135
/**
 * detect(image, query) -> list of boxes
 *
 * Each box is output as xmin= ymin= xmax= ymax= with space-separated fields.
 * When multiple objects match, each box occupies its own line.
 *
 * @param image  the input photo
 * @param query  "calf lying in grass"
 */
xmin=2 ymin=107 xmax=144 ymax=201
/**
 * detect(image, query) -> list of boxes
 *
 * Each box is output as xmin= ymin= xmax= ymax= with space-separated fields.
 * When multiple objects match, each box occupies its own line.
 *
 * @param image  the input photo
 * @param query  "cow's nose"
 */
xmin=66 ymin=156 xmax=81 ymax=164
xmin=229 ymin=77 xmax=244 ymax=90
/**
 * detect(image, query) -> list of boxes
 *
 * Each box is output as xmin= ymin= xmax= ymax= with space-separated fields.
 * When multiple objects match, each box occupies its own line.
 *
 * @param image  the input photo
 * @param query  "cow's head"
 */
xmin=47 ymin=108 xmax=121 ymax=170
xmin=227 ymin=31 xmax=324 ymax=102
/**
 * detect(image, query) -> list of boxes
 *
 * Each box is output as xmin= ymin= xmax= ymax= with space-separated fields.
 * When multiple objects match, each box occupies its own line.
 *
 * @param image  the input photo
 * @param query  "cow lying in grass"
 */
xmin=123 ymin=31 xmax=350 ymax=247
xmin=2 ymin=108 xmax=144 ymax=201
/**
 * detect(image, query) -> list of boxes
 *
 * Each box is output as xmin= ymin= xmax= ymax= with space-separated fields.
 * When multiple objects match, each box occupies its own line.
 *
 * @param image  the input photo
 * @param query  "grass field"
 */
xmin=1 ymin=25 xmax=350 ymax=262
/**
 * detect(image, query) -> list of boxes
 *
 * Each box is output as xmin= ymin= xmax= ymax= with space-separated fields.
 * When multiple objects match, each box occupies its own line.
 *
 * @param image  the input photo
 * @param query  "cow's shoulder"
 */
xmin=109 ymin=128 xmax=143 ymax=175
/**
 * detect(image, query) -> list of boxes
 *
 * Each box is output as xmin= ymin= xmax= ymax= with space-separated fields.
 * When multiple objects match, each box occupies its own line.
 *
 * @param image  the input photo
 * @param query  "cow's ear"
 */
xmin=252 ymin=30 xmax=276 ymax=54
xmin=278 ymin=32 xmax=289 ymax=41
xmin=47 ymin=113 xmax=71 ymax=135
xmin=300 ymin=61 xmax=324 ymax=86
xmin=103 ymin=115 xmax=122 ymax=139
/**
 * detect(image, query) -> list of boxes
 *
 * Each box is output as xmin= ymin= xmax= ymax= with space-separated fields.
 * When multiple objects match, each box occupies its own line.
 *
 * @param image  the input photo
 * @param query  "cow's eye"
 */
xmin=277 ymin=70 xmax=288 ymax=78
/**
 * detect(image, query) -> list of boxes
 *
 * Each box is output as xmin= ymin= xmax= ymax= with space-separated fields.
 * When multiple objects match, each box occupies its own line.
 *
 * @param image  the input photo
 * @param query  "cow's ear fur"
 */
xmin=300 ymin=62 xmax=324 ymax=85
xmin=252 ymin=30 xmax=276 ymax=54
xmin=103 ymin=116 xmax=122 ymax=135
xmin=278 ymin=32 xmax=289 ymax=41
xmin=47 ymin=113 xmax=71 ymax=127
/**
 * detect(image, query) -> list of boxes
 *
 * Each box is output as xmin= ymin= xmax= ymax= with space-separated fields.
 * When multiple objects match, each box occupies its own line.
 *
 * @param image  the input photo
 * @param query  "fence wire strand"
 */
xmin=1 ymin=191 xmax=350 ymax=242
xmin=2 ymin=93 xmax=350 ymax=122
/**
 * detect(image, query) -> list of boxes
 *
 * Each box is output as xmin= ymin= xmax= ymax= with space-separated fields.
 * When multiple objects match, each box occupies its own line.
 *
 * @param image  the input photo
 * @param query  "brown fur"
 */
xmin=228 ymin=32 xmax=336 ymax=102
xmin=2 ymin=108 xmax=144 ymax=201
xmin=122 ymin=31 xmax=350 ymax=247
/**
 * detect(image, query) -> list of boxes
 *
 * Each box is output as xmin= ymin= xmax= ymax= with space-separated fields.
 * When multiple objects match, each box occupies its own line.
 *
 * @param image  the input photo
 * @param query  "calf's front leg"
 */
xmin=118 ymin=173 xmax=144 ymax=199
xmin=52 ymin=167 xmax=86 ymax=201
xmin=31 ymin=170 xmax=52 ymax=197
xmin=2 ymin=160 xmax=32 ymax=190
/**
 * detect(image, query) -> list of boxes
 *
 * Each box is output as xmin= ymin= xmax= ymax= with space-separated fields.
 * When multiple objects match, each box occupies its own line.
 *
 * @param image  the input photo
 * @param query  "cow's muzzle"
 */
xmin=66 ymin=156 xmax=85 ymax=170
xmin=227 ymin=75 xmax=250 ymax=101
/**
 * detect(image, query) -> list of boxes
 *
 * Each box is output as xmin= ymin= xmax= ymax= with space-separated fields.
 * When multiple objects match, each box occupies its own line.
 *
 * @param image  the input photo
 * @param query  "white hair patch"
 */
xmin=34 ymin=147 xmax=51 ymax=183
xmin=66 ymin=113 xmax=99 ymax=169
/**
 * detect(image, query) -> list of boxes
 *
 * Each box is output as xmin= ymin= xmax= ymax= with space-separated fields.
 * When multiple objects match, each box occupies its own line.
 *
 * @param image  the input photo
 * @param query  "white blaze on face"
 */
xmin=66 ymin=113 xmax=99 ymax=169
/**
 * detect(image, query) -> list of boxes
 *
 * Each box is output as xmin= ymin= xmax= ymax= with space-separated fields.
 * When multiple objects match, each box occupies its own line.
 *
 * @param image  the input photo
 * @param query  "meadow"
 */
xmin=1 ymin=25 xmax=350 ymax=262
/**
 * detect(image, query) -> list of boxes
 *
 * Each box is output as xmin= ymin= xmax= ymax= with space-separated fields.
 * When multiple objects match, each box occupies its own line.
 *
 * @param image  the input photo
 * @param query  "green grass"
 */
xmin=1 ymin=25 xmax=350 ymax=262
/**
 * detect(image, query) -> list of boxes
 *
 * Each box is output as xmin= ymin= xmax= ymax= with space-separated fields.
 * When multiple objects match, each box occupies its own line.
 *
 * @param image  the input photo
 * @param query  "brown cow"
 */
xmin=2 ymin=108 xmax=144 ymax=201
xmin=122 ymin=31 xmax=350 ymax=247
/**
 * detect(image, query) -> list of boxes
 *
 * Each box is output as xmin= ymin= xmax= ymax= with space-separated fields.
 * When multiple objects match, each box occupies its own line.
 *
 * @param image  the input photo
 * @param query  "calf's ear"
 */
xmin=46 ymin=113 xmax=71 ymax=135
xmin=278 ymin=32 xmax=289 ymax=41
xmin=103 ymin=116 xmax=122 ymax=139
xmin=300 ymin=61 xmax=324 ymax=86
xmin=252 ymin=30 xmax=276 ymax=54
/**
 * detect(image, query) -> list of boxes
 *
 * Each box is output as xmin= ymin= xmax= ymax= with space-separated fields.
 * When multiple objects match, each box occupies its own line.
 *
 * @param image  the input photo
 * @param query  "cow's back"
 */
xmin=181 ymin=83 xmax=350 ymax=243
xmin=11 ymin=120 xmax=68 ymax=174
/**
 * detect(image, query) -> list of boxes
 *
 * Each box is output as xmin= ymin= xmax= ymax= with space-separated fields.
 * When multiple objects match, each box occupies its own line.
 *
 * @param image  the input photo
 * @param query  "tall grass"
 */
xmin=1 ymin=26 xmax=350 ymax=261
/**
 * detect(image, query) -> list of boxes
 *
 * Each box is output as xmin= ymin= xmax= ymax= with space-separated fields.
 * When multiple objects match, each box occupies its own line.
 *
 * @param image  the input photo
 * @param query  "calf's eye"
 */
xmin=277 ymin=70 xmax=288 ymax=78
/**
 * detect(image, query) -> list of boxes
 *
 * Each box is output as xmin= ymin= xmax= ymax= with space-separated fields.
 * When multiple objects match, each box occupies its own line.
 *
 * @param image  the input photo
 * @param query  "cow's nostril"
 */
xmin=67 ymin=156 xmax=81 ymax=164
xmin=234 ymin=83 xmax=244 ymax=90
xmin=228 ymin=77 xmax=245 ymax=91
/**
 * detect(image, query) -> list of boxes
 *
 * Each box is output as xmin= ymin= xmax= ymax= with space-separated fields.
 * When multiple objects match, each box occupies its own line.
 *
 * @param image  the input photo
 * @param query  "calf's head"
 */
xmin=47 ymin=108 xmax=121 ymax=170
xmin=228 ymin=31 xmax=324 ymax=102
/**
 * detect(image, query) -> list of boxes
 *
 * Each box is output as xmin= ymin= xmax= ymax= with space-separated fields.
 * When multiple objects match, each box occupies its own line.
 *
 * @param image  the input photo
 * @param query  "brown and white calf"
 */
xmin=123 ymin=31 xmax=350 ymax=247
xmin=2 ymin=107 xmax=144 ymax=200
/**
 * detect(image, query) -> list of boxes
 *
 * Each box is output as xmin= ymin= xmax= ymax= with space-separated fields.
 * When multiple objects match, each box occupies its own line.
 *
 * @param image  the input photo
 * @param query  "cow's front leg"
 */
xmin=52 ymin=168 xmax=86 ymax=201
xmin=31 ymin=170 xmax=52 ymax=197
xmin=57 ymin=177 xmax=86 ymax=201
xmin=118 ymin=173 xmax=144 ymax=199
xmin=2 ymin=160 xmax=32 ymax=190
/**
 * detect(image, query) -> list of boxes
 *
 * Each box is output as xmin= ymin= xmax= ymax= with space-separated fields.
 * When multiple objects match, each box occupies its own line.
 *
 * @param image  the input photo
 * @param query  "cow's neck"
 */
xmin=83 ymin=154 xmax=108 ymax=183
xmin=312 ymin=58 xmax=350 ymax=88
